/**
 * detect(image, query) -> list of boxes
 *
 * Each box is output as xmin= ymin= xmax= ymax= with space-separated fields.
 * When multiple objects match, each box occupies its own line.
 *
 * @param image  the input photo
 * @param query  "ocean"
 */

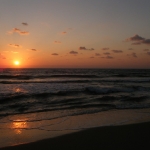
xmin=0 ymin=68 xmax=150 ymax=147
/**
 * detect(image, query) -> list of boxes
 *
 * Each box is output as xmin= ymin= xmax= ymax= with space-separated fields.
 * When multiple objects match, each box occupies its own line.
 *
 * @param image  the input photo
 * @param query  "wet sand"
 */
xmin=1 ymin=121 xmax=150 ymax=150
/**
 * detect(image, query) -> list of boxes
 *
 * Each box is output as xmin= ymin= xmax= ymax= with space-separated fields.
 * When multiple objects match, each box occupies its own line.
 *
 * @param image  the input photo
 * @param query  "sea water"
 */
xmin=0 ymin=68 xmax=150 ymax=147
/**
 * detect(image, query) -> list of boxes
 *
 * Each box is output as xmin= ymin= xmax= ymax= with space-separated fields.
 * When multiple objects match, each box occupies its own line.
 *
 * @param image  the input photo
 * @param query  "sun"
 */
xmin=14 ymin=61 xmax=20 ymax=66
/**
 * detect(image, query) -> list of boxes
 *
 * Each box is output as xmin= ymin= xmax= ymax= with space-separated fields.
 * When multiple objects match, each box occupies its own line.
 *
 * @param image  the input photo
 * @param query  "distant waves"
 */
xmin=0 ymin=68 xmax=150 ymax=118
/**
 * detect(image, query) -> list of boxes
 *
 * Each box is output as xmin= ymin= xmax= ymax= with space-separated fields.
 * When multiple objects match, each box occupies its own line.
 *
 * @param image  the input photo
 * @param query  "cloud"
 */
xmin=61 ymin=31 xmax=67 ymax=34
xmin=146 ymin=52 xmax=150 ymax=55
xmin=8 ymin=44 xmax=22 ymax=48
xmin=126 ymin=34 xmax=150 ymax=45
xmin=127 ymin=52 xmax=137 ymax=58
xmin=112 ymin=50 xmax=123 ymax=53
xmin=28 ymin=49 xmax=37 ymax=51
xmin=51 ymin=53 xmax=59 ymax=56
xmin=132 ymin=53 xmax=137 ymax=58
xmin=142 ymin=39 xmax=150 ymax=45
xmin=103 ymin=52 xmax=110 ymax=55
xmin=106 ymin=56 xmax=114 ymax=59
xmin=143 ymin=49 xmax=149 ymax=51
xmin=79 ymin=47 xmax=95 ymax=51
xmin=22 ymin=22 xmax=28 ymax=26
xmin=101 ymin=56 xmax=113 ymax=59
xmin=9 ymin=28 xmax=29 ymax=35
xmin=95 ymin=53 xmax=100 ymax=56
xmin=69 ymin=51 xmax=78 ymax=54
xmin=102 ymin=48 xmax=109 ymax=50
xmin=31 ymin=49 xmax=37 ymax=51
xmin=90 ymin=57 xmax=95 ymax=59
xmin=54 ymin=41 xmax=61 ymax=44
xmin=126 ymin=34 xmax=145 ymax=42
xmin=127 ymin=53 xmax=137 ymax=58
xmin=79 ymin=47 xmax=86 ymax=50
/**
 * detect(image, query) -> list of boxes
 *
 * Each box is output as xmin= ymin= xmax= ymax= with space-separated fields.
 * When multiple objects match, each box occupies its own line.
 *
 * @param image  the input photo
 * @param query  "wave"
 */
xmin=0 ymin=95 xmax=149 ymax=119
xmin=1 ymin=78 xmax=150 ymax=84
xmin=85 ymin=86 xmax=150 ymax=94
xmin=0 ymin=74 xmax=98 ymax=80
xmin=113 ymin=74 xmax=150 ymax=78
xmin=0 ymin=80 xmax=91 ymax=84
xmin=0 ymin=85 xmax=150 ymax=102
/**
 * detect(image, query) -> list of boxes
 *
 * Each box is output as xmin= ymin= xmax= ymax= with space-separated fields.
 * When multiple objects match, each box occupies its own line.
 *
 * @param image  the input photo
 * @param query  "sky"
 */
xmin=0 ymin=0 xmax=150 ymax=68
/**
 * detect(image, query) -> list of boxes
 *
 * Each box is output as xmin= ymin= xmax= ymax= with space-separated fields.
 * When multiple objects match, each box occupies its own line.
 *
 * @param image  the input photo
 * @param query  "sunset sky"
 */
xmin=0 ymin=0 xmax=150 ymax=68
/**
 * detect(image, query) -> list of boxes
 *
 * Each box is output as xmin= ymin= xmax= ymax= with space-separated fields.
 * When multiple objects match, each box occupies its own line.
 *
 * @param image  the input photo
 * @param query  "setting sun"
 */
xmin=14 ymin=61 xmax=20 ymax=66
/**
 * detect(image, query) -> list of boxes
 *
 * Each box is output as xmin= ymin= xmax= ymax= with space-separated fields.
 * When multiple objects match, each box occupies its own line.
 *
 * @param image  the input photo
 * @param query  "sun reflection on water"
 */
xmin=15 ymin=88 xmax=21 ymax=93
xmin=13 ymin=87 xmax=28 ymax=94
xmin=11 ymin=119 xmax=28 ymax=134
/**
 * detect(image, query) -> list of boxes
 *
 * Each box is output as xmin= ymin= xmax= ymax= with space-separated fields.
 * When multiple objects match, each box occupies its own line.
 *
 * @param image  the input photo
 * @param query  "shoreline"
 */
xmin=1 ymin=121 xmax=150 ymax=150
xmin=0 ymin=108 xmax=150 ymax=148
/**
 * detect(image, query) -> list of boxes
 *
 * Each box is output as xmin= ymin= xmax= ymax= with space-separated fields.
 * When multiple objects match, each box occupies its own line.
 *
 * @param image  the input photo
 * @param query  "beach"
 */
xmin=0 ymin=108 xmax=150 ymax=149
xmin=1 ymin=121 xmax=150 ymax=150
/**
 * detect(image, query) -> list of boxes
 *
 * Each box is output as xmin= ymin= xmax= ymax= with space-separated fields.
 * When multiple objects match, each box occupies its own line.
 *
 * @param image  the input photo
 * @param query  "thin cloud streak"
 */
xmin=9 ymin=28 xmax=29 ymax=35
xmin=102 ymin=48 xmax=109 ymax=50
xmin=70 ymin=51 xmax=78 ymax=54
xmin=103 ymin=52 xmax=110 ymax=55
xmin=8 ymin=44 xmax=22 ymax=48
xmin=112 ymin=50 xmax=123 ymax=53
xmin=79 ymin=47 xmax=95 ymax=51
xmin=22 ymin=22 xmax=28 ymax=26
xmin=51 ymin=53 xmax=59 ymax=56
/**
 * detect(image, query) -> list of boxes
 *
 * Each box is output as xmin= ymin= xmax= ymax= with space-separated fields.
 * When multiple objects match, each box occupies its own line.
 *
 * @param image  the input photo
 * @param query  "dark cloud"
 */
xmin=106 ymin=56 xmax=113 ymax=59
xmin=102 ymin=48 xmax=109 ymax=50
xmin=142 ymin=39 xmax=150 ymax=45
xmin=103 ymin=52 xmax=110 ymax=55
xmin=126 ymin=34 xmax=150 ymax=45
xmin=143 ymin=49 xmax=149 ymax=51
xmin=79 ymin=47 xmax=94 ymax=51
xmin=22 ymin=22 xmax=28 ymax=26
xmin=95 ymin=53 xmax=100 ymax=56
xmin=54 ymin=41 xmax=61 ymax=44
xmin=127 ymin=53 xmax=137 ymax=58
xmin=132 ymin=53 xmax=137 ymax=58
xmin=29 ymin=49 xmax=37 ymax=51
xmin=146 ymin=52 xmax=150 ymax=55
xmin=69 ymin=51 xmax=78 ymax=54
xmin=8 ymin=44 xmax=22 ymax=48
xmin=89 ymin=48 xmax=95 ymax=51
xmin=127 ymin=52 xmax=137 ymax=58
xmin=126 ymin=34 xmax=145 ymax=42
xmin=112 ymin=50 xmax=123 ymax=53
xmin=9 ymin=28 xmax=29 ymax=35
xmin=51 ymin=53 xmax=59 ymax=55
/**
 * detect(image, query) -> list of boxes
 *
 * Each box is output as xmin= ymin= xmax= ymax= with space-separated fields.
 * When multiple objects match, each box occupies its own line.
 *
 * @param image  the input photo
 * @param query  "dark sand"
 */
xmin=1 ymin=122 xmax=150 ymax=150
